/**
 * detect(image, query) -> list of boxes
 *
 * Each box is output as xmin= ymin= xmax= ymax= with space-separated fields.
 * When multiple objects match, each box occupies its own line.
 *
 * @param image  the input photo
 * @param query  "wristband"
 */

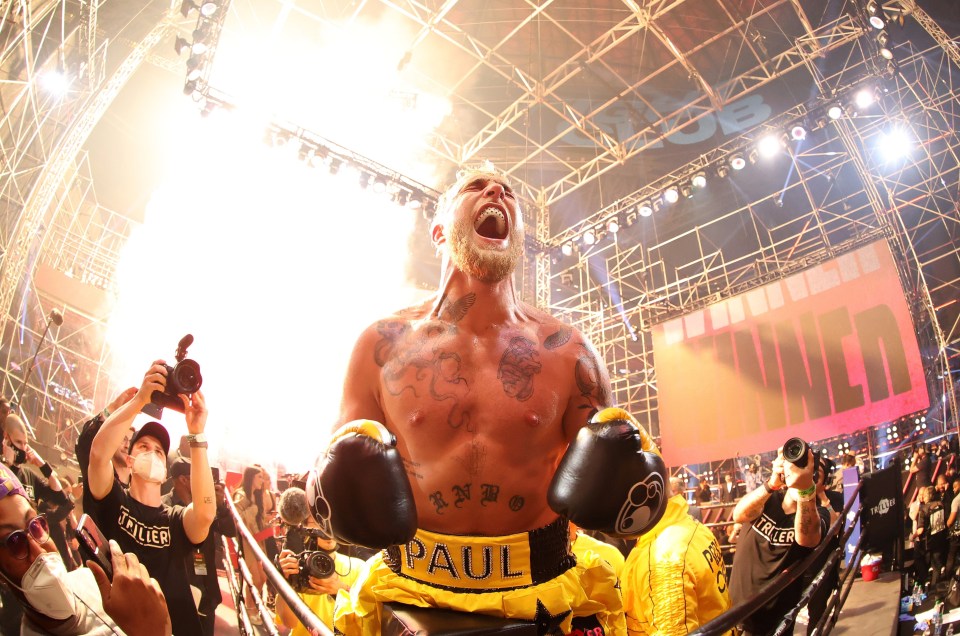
xmin=763 ymin=481 xmax=776 ymax=494
xmin=39 ymin=463 xmax=53 ymax=478
xmin=186 ymin=434 xmax=207 ymax=444
xmin=794 ymin=484 xmax=816 ymax=501
xmin=101 ymin=407 xmax=111 ymax=419
xmin=189 ymin=441 xmax=208 ymax=449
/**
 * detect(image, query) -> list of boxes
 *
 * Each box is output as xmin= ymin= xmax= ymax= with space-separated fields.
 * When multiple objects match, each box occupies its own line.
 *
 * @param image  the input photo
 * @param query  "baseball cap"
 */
xmin=169 ymin=456 xmax=191 ymax=479
xmin=129 ymin=421 xmax=170 ymax=456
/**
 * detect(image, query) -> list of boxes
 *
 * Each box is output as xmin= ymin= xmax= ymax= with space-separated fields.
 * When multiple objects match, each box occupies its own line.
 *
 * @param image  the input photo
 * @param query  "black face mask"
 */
xmin=5 ymin=439 xmax=26 ymax=466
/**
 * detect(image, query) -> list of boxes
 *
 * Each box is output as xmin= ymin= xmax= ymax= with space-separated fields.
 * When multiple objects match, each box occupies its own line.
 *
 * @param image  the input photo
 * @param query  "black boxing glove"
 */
xmin=306 ymin=420 xmax=417 ymax=549
xmin=548 ymin=407 xmax=667 ymax=538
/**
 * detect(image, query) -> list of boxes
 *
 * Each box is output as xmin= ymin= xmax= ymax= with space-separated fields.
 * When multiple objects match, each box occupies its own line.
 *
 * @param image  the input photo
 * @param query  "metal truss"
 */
xmin=0 ymin=4 xmax=173 ymax=455
xmin=548 ymin=42 xmax=960 ymax=441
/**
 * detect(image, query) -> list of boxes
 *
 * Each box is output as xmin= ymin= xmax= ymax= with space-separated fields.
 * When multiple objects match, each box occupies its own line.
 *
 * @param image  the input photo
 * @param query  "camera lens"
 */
xmin=783 ymin=437 xmax=809 ymax=468
xmin=172 ymin=360 xmax=202 ymax=393
xmin=307 ymin=551 xmax=335 ymax=578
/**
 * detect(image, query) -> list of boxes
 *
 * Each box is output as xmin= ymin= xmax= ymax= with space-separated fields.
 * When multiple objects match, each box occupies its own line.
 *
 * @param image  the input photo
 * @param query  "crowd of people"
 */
xmin=0 ymin=167 xmax=938 ymax=636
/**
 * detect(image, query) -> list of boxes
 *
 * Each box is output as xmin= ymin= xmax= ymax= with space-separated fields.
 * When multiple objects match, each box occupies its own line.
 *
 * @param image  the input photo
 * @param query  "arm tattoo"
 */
xmin=204 ymin=497 xmax=213 ymax=504
xmin=544 ymin=327 xmax=572 ymax=350
xmin=498 ymin=336 xmax=542 ymax=401
xmin=440 ymin=293 xmax=476 ymax=323
xmin=734 ymin=486 xmax=771 ymax=523
xmin=796 ymin=500 xmax=822 ymax=544
xmin=574 ymin=344 xmax=612 ymax=415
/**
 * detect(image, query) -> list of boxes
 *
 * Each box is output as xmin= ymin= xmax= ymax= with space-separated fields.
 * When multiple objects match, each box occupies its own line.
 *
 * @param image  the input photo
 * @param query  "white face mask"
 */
xmin=4 ymin=552 xmax=77 ymax=620
xmin=132 ymin=451 xmax=167 ymax=483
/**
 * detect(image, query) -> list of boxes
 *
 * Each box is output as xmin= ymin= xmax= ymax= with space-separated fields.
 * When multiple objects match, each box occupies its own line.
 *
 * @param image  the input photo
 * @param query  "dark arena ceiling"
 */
xmin=1 ymin=0 xmax=959 ymax=464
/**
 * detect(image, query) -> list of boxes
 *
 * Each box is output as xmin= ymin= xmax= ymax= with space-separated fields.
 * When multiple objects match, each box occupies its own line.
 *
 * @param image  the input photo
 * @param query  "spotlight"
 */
xmin=583 ymin=228 xmax=597 ymax=246
xmin=730 ymin=154 xmax=746 ymax=171
xmin=372 ymin=177 xmax=388 ymax=194
xmin=561 ymin=242 xmax=574 ymax=256
xmin=394 ymin=190 xmax=410 ymax=207
xmin=692 ymin=172 xmax=707 ymax=189
xmin=40 ymin=70 xmax=70 ymax=96
xmin=680 ymin=184 xmax=693 ymax=199
xmin=185 ymin=54 xmax=204 ymax=82
xmin=877 ymin=30 xmax=894 ymax=60
xmin=663 ymin=186 xmax=680 ymax=204
xmin=877 ymin=126 xmax=912 ymax=161
xmin=855 ymin=87 xmax=875 ymax=110
xmin=866 ymin=1 xmax=885 ymax=29
xmin=827 ymin=104 xmax=844 ymax=120
xmin=174 ymin=36 xmax=190 ymax=56
xmin=757 ymin=134 xmax=781 ymax=158
xmin=200 ymin=0 xmax=219 ymax=17
xmin=790 ymin=125 xmax=807 ymax=141
xmin=638 ymin=201 xmax=653 ymax=217
xmin=606 ymin=218 xmax=620 ymax=234
xmin=716 ymin=164 xmax=729 ymax=178
xmin=922 ymin=416 xmax=926 ymax=422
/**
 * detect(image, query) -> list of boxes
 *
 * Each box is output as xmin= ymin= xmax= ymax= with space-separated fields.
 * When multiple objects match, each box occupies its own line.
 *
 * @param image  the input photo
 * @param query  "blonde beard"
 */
xmin=447 ymin=216 xmax=523 ymax=283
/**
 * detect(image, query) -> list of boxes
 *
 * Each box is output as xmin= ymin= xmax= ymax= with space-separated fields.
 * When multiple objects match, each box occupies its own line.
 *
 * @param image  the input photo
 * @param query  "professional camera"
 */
xmin=280 ymin=525 xmax=336 ymax=593
xmin=147 ymin=334 xmax=202 ymax=416
xmin=783 ymin=437 xmax=810 ymax=468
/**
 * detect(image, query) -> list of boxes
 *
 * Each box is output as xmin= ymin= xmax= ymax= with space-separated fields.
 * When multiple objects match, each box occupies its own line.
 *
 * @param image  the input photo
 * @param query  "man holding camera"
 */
xmin=729 ymin=443 xmax=829 ymax=636
xmin=87 ymin=361 xmax=216 ymax=636
xmin=161 ymin=456 xmax=235 ymax=636
xmin=274 ymin=487 xmax=364 ymax=632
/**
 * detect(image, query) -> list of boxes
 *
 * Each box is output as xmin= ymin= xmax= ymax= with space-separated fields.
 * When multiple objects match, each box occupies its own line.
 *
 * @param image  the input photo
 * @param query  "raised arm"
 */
xmin=784 ymin=449 xmax=821 ymax=548
xmin=734 ymin=454 xmax=785 ymax=524
xmin=88 ymin=362 xmax=166 ymax=500
xmin=181 ymin=390 xmax=215 ymax=544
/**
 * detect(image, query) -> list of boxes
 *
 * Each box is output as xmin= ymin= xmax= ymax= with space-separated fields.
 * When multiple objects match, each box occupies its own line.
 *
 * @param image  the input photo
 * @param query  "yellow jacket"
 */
xmin=622 ymin=495 xmax=732 ymax=635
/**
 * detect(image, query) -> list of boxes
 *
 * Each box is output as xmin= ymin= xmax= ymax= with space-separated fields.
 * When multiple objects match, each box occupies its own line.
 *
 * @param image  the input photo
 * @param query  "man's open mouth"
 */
xmin=474 ymin=206 xmax=509 ymax=240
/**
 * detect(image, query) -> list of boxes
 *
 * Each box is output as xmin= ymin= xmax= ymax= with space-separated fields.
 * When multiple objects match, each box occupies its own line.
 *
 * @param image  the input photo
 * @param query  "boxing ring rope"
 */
xmin=224 ymin=493 xmax=333 ymax=636
xmin=691 ymin=481 xmax=864 ymax=636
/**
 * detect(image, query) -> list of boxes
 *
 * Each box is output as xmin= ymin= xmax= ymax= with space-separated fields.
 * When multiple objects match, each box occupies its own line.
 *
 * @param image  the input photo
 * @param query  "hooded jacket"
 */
xmin=621 ymin=495 xmax=732 ymax=635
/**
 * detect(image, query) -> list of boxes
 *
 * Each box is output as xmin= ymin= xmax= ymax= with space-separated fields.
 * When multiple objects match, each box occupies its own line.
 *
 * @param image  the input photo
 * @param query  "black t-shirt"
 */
xmin=730 ymin=491 xmax=830 ymax=635
xmin=89 ymin=480 xmax=201 ymax=635
xmin=7 ymin=463 xmax=69 ymax=509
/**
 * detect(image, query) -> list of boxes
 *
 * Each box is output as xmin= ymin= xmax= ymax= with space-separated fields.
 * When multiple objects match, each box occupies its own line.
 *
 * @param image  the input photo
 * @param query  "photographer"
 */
xmin=87 ymin=360 xmax=215 ymax=636
xmin=729 ymin=442 xmax=830 ymax=636
xmin=273 ymin=486 xmax=364 ymax=632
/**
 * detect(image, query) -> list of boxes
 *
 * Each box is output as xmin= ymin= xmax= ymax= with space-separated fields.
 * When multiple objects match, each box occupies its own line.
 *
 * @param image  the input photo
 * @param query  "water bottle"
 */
xmin=933 ymin=600 xmax=944 ymax=636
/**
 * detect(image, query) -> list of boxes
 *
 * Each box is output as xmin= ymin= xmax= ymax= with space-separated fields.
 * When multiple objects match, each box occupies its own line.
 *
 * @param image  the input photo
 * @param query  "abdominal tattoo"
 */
xmin=498 ymin=336 xmax=542 ymax=401
xmin=428 ymin=482 xmax=525 ymax=514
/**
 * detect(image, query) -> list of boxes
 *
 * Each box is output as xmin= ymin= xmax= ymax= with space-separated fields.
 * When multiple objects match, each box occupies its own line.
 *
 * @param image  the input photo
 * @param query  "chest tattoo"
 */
xmin=378 ymin=320 xmax=473 ymax=430
xmin=497 ymin=336 xmax=542 ymax=401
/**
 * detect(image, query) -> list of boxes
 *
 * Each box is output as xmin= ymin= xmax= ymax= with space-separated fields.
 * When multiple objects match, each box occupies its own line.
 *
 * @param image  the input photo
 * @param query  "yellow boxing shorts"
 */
xmin=334 ymin=517 xmax=626 ymax=635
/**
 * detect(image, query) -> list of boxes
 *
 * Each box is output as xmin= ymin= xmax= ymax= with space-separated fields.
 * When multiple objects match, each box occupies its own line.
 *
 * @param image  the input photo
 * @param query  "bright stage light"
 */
xmin=757 ymin=134 xmax=781 ymax=158
xmin=790 ymin=125 xmax=807 ymax=141
xmin=606 ymin=218 xmax=620 ymax=234
xmin=583 ymin=228 xmax=597 ymax=245
xmin=866 ymin=1 xmax=885 ymax=29
xmin=855 ymin=88 xmax=875 ymax=110
xmin=827 ymin=105 xmax=843 ymax=120
xmin=692 ymin=172 xmax=707 ymax=189
xmin=877 ymin=126 xmax=912 ymax=161
xmin=40 ymin=70 xmax=70 ymax=96
xmin=561 ymin=242 xmax=573 ymax=256
xmin=663 ymin=186 xmax=679 ymax=204
xmin=638 ymin=202 xmax=653 ymax=217
xmin=729 ymin=154 xmax=746 ymax=171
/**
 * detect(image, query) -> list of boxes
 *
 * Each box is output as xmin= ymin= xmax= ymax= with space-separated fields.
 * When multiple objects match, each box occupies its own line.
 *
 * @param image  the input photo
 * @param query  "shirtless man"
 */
xmin=319 ymin=168 xmax=665 ymax=635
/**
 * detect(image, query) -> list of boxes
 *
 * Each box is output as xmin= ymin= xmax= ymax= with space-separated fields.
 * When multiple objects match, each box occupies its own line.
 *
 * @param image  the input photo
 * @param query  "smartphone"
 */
xmin=75 ymin=514 xmax=113 ymax=580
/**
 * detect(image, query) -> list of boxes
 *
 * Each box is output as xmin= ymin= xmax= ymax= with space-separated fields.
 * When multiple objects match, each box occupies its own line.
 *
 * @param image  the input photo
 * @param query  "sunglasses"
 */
xmin=2 ymin=515 xmax=49 ymax=560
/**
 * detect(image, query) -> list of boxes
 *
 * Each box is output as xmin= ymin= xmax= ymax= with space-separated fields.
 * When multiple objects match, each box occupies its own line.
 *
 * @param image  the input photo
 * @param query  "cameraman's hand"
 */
xmin=181 ymin=389 xmax=207 ymax=434
xmin=24 ymin=445 xmax=44 ymax=467
xmin=768 ymin=450 xmax=786 ymax=492
xmin=783 ymin=448 xmax=815 ymax=491
xmin=307 ymin=572 xmax=345 ymax=596
xmin=90 ymin=540 xmax=172 ymax=636
xmin=278 ymin=549 xmax=299 ymax=578
xmin=106 ymin=387 xmax=138 ymax=416
xmin=135 ymin=362 xmax=168 ymax=407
